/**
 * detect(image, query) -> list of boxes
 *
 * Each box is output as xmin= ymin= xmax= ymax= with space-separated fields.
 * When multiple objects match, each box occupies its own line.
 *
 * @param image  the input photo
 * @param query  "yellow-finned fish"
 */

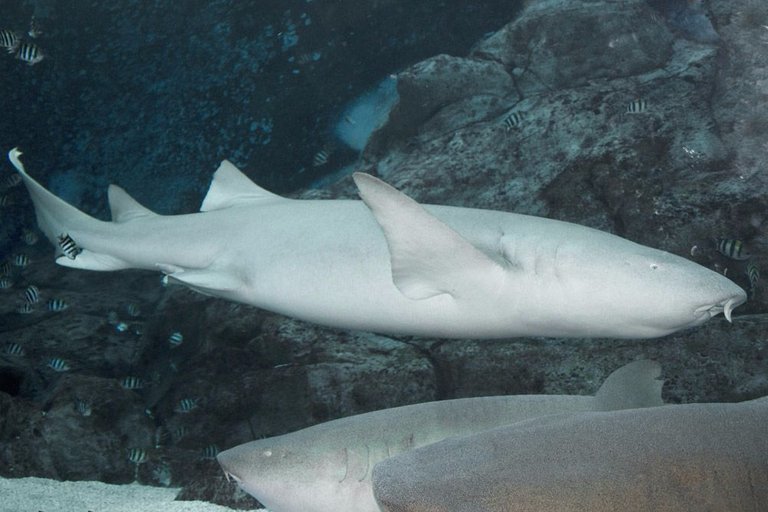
xmin=716 ymin=237 xmax=751 ymax=261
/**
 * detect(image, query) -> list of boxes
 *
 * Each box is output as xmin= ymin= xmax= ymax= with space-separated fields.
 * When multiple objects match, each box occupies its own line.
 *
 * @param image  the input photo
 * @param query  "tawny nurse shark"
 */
xmin=8 ymin=148 xmax=745 ymax=339
xmin=217 ymin=360 xmax=665 ymax=512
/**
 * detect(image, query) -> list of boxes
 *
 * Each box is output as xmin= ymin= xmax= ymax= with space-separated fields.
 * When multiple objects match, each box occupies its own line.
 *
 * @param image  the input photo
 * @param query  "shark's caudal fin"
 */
xmin=8 ymin=148 xmax=147 ymax=271
xmin=9 ymin=148 xmax=102 ymax=254
xmin=594 ymin=360 xmax=664 ymax=411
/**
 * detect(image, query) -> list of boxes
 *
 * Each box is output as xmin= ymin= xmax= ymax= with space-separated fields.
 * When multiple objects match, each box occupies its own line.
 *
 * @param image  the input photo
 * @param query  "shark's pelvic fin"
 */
xmin=8 ymin=148 xmax=105 ymax=248
xmin=594 ymin=359 xmax=664 ymax=411
xmin=158 ymin=264 xmax=242 ymax=295
xmin=201 ymin=159 xmax=284 ymax=212
xmin=108 ymin=185 xmax=158 ymax=223
xmin=352 ymin=172 xmax=506 ymax=300
xmin=56 ymin=251 xmax=132 ymax=271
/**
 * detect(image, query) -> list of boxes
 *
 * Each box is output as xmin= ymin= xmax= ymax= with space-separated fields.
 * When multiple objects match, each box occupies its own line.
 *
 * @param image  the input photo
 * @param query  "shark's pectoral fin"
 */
xmin=200 ymin=160 xmax=284 ymax=212
xmin=158 ymin=264 xmax=242 ymax=295
xmin=353 ymin=173 xmax=506 ymax=300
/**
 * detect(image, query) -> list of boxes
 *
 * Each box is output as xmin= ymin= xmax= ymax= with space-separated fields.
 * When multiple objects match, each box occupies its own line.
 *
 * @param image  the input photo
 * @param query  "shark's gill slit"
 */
xmin=358 ymin=444 xmax=370 ymax=482
xmin=339 ymin=447 xmax=349 ymax=483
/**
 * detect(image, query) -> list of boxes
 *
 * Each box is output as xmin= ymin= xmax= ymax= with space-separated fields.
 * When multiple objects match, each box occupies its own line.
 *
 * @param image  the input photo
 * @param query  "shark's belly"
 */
xmin=229 ymin=201 xmax=472 ymax=336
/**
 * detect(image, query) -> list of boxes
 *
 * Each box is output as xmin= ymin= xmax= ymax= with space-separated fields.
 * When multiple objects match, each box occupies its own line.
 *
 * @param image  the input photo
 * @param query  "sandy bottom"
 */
xmin=0 ymin=476 xmax=263 ymax=512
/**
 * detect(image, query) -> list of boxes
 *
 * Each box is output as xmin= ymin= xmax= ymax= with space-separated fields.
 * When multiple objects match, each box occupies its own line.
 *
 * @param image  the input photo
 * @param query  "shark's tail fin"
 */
xmin=594 ymin=360 xmax=664 ymax=411
xmin=8 ymin=148 xmax=138 ymax=271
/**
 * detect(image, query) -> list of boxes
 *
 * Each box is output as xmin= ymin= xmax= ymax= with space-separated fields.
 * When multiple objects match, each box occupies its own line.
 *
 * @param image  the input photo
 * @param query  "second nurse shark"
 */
xmin=9 ymin=148 xmax=746 ymax=339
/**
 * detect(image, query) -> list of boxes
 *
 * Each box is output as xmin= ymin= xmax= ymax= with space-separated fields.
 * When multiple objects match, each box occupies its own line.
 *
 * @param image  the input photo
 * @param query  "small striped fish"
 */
xmin=24 ymin=285 xmax=39 ymax=304
xmin=175 ymin=398 xmax=198 ymax=413
xmin=120 ymin=376 xmax=144 ymax=390
xmin=3 ymin=173 xmax=21 ymax=188
xmin=201 ymin=444 xmax=220 ymax=459
xmin=168 ymin=331 xmax=184 ymax=347
xmin=16 ymin=42 xmax=43 ymax=65
xmin=172 ymin=426 xmax=189 ymax=442
xmin=74 ymin=398 xmax=92 ymax=416
xmin=115 ymin=321 xmax=129 ymax=332
xmin=13 ymin=254 xmax=30 ymax=268
xmin=747 ymin=261 xmax=760 ymax=286
xmin=127 ymin=303 xmax=141 ymax=317
xmin=0 ymin=277 xmax=12 ymax=289
xmin=0 ymin=195 xmax=10 ymax=207
xmin=0 ymin=29 xmax=19 ymax=53
xmin=154 ymin=427 xmax=170 ymax=448
xmin=0 ymin=261 xmax=11 ymax=275
xmin=746 ymin=261 xmax=759 ymax=298
xmin=4 ymin=342 xmax=25 ymax=356
xmin=47 ymin=358 xmax=70 ymax=372
xmin=626 ymin=99 xmax=648 ymax=114
xmin=57 ymin=233 xmax=82 ymax=260
xmin=22 ymin=229 xmax=39 ymax=245
xmin=47 ymin=298 xmax=69 ymax=311
xmin=716 ymin=238 xmax=751 ymax=261
xmin=502 ymin=111 xmax=526 ymax=130
xmin=312 ymin=149 xmax=330 ymax=167
xmin=16 ymin=303 xmax=33 ymax=314
xmin=28 ymin=16 xmax=42 ymax=39
xmin=127 ymin=448 xmax=148 ymax=464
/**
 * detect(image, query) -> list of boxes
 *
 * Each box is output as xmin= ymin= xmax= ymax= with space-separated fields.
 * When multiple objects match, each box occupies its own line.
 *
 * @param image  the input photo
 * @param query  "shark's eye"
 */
xmin=262 ymin=449 xmax=272 ymax=457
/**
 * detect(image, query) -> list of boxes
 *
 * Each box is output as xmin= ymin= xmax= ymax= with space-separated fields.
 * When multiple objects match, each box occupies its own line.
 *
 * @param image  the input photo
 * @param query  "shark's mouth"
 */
xmin=693 ymin=296 xmax=744 ymax=324
xmin=217 ymin=456 xmax=242 ymax=485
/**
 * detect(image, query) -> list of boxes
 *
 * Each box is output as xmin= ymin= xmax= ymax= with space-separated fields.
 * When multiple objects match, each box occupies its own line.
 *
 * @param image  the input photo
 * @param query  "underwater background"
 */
xmin=1 ymin=0 xmax=767 ymax=509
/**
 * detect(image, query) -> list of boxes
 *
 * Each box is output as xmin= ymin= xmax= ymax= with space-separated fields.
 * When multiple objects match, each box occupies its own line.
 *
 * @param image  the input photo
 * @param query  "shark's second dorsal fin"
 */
xmin=201 ymin=160 xmax=283 ymax=212
xmin=594 ymin=360 xmax=664 ymax=411
xmin=108 ymin=185 xmax=158 ymax=223
xmin=353 ymin=172 xmax=506 ymax=301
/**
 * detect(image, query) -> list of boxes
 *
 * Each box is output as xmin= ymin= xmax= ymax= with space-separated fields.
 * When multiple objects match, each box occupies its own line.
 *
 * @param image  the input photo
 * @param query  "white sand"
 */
xmin=0 ymin=477 xmax=260 ymax=512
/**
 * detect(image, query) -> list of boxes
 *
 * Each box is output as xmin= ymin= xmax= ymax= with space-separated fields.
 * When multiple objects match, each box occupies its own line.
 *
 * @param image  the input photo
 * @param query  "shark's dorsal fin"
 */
xmin=108 ymin=185 xmax=158 ymax=222
xmin=352 ymin=172 xmax=506 ymax=300
xmin=594 ymin=360 xmax=664 ymax=411
xmin=201 ymin=160 xmax=283 ymax=212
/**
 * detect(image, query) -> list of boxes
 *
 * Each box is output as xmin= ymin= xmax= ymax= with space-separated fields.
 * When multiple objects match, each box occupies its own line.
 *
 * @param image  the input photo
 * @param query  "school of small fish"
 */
xmin=0 ymin=17 xmax=44 ymax=65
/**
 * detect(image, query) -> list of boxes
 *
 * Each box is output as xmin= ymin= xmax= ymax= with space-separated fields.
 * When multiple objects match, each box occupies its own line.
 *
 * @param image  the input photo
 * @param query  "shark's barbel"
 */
xmin=8 ymin=148 xmax=746 ymax=339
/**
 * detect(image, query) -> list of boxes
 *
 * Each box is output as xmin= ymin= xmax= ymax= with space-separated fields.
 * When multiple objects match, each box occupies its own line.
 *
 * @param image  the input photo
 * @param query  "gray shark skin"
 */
xmin=372 ymin=398 xmax=768 ymax=512
xmin=9 ymin=148 xmax=746 ymax=339
xmin=216 ymin=361 xmax=663 ymax=512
